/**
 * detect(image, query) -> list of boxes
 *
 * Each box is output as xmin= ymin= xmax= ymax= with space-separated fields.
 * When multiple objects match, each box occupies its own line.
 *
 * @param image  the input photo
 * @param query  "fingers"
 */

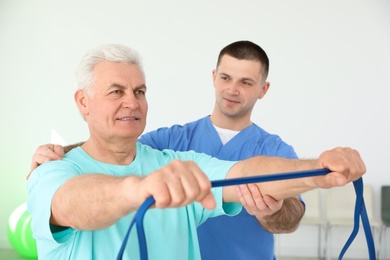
xmin=27 ymin=144 xmax=66 ymax=180
xmin=237 ymin=184 xmax=265 ymax=215
xmin=33 ymin=144 xmax=64 ymax=163
xmin=144 ymin=160 xmax=215 ymax=210
xmin=324 ymin=147 xmax=366 ymax=179
xmin=236 ymin=184 xmax=283 ymax=217
xmin=53 ymin=144 xmax=65 ymax=158
xmin=262 ymin=195 xmax=283 ymax=212
xmin=316 ymin=147 xmax=366 ymax=188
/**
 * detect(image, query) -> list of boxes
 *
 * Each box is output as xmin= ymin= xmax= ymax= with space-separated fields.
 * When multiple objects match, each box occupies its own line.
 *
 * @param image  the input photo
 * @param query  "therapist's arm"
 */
xmin=237 ymin=184 xmax=304 ymax=233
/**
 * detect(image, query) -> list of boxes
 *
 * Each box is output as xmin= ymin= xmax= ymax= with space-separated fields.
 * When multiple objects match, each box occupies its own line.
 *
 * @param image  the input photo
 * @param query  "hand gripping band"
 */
xmin=117 ymin=169 xmax=376 ymax=260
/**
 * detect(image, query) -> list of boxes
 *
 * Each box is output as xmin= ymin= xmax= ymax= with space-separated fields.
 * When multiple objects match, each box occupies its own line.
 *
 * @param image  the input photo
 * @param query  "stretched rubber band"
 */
xmin=338 ymin=178 xmax=376 ymax=260
xmin=117 ymin=168 xmax=376 ymax=260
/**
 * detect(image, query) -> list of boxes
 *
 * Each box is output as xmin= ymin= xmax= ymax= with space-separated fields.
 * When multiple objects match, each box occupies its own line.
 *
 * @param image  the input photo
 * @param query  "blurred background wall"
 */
xmin=1 ymin=0 xmax=389 ymax=258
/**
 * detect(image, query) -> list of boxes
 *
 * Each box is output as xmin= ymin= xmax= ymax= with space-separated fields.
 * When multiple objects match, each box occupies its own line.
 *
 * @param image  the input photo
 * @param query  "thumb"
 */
xmin=199 ymin=191 xmax=216 ymax=210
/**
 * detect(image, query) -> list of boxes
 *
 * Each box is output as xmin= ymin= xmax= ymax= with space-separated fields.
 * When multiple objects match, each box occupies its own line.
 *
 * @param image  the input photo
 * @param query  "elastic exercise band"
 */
xmin=117 ymin=168 xmax=376 ymax=260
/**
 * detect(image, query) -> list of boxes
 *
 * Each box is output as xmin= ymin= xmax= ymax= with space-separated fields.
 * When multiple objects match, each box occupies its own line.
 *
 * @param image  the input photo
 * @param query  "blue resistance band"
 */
xmin=117 ymin=168 xmax=376 ymax=260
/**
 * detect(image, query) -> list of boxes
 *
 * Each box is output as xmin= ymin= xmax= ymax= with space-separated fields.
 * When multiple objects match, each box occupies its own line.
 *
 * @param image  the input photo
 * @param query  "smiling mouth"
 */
xmin=225 ymin=98 xmax=239 ymax=104
xmin=117 ymin=117 xmax=139 ymax=121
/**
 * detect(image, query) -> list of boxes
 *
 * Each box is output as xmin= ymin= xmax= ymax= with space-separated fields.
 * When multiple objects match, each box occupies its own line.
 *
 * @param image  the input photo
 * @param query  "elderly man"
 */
xmin=27 ymin=43 xmax=366 ymax=260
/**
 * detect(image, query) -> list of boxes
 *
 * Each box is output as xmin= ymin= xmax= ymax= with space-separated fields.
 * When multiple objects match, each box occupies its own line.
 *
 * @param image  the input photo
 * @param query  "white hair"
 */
xmin=75 ymin=43 xmax=144 ymax=97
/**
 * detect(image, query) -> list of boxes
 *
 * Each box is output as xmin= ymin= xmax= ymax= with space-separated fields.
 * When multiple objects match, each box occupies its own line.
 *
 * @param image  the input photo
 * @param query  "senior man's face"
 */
xmin=80 ymin=61 xmax=148 ymax=141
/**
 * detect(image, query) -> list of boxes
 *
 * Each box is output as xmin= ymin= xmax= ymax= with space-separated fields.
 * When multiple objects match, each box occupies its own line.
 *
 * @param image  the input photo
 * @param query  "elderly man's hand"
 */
xmin=133 ymin=159 xmax=215 ymax=210
xmin=314 ymin=147 xmax=366 ymax=188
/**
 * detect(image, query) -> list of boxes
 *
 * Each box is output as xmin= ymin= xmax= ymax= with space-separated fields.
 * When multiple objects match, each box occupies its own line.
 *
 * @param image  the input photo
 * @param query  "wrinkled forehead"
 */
xmin=90 ymin=61 xmax=146 ymax=92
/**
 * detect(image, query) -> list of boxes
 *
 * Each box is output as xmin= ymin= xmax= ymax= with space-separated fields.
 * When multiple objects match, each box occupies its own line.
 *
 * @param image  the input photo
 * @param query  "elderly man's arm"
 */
xmin=49 ymin=160 xmax=215 ymax=230
xmin=224 ymin=147 xmax=365 ymax=233
xmin=223 ymin=147 xmax=365 ymax=203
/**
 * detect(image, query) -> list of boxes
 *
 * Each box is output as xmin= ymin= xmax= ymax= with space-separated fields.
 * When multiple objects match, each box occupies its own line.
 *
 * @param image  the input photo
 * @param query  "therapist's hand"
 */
xmin=27 ymin=144 xmax=64 ymax=179
xmin=236 ymin=184 xmax=283 ymax=217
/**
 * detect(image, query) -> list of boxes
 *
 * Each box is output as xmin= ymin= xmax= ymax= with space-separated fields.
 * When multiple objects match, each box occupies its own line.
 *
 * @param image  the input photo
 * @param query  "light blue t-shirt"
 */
xmin=27 ymin=142 xmax=240 ymax=260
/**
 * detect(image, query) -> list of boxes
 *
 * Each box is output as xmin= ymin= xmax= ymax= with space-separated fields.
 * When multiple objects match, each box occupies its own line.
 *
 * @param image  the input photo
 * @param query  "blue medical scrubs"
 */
xmin=139 ymin=116 xmax=298 ymax=260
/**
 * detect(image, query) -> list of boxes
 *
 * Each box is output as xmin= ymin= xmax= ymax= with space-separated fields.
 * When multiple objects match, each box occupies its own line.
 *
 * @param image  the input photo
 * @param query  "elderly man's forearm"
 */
xmin=50 ymin=174 xmax=140 ymax=230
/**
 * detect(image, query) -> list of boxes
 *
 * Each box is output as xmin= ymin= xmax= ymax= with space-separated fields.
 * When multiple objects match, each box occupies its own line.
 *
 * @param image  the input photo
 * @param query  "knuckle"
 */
xmin=187 ymin=188 xmax=200 ymax=200
xmin=156 ymin=194 xmax=171 ymax=208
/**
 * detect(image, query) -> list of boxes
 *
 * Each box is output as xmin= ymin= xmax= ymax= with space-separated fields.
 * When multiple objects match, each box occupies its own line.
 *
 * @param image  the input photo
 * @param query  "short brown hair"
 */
xmin=217 ymin=41 xmax=269 ymax=79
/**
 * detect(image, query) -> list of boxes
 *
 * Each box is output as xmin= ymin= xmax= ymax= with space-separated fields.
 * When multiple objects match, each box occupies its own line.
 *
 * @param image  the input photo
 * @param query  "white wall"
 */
xmin=1 ymin=0 xmax=389 ymax=258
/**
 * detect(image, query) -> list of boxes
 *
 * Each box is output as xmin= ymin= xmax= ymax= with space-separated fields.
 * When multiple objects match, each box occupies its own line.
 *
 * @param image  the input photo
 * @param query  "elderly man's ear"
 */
xmin=74 ymin=90 xmax=89 ymax=116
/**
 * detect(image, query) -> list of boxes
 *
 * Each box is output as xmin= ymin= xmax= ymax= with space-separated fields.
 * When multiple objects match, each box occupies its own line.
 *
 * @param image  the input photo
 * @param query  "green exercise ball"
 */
xmin=7 ymin=202 xmax=38 ymax=258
